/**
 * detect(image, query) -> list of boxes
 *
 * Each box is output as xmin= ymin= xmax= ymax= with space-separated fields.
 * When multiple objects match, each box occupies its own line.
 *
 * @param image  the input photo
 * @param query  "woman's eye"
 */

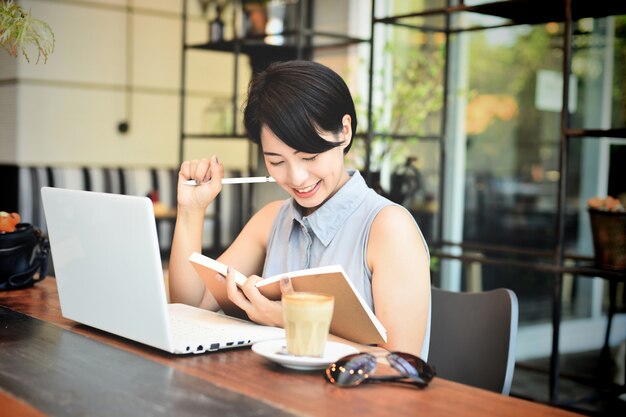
xmin=303 ymin=155 xmax=318 ymax=162
xmin=269 ymin=161 xmax=284 ymax=166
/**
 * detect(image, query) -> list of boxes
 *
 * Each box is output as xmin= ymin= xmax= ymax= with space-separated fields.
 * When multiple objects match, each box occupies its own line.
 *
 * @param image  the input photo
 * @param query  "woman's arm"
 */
xmin=169 ymin=162 xmax=283 ymax=314
xmin=169 ymin=157 xmax=224 ymax=310
xmin=219 ymin=200 xmax=290 ymax=326
xmin=367 ymin=205 xmax=431 ymax=356
xmin=217 ymin=200 xmax=283 ymax=276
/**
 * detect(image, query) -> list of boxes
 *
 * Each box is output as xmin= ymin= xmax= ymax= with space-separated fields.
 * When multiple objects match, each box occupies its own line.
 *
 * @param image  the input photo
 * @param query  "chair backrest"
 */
xmin=428 ymin=287 xmax=518 ymax=395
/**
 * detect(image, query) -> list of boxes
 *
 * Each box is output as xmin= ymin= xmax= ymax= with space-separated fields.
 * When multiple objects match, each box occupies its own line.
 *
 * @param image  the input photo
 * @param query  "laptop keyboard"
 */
xmin=169 ymin=317 xmax=251 ymax=354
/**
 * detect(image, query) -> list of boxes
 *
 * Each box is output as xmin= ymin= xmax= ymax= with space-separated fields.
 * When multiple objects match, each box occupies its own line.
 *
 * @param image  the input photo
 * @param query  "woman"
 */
xmin=168 ymin=60 xmax=431 ymax=357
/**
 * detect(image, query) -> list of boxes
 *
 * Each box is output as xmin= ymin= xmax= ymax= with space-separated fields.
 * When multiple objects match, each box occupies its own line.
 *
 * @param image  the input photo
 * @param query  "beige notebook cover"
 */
xmin=188 ymin=252 xmax=387 ymax=345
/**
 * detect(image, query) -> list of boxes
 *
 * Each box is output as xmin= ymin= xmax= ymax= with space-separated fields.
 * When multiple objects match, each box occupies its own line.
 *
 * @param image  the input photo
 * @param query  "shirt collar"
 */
xmin=287 ymin=170 xmax=369 ymax=246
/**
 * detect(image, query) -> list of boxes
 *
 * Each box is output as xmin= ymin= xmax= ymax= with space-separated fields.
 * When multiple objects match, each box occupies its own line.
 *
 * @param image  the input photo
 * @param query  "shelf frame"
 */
xmin=369 ymin=0 xmax=626 ymax=407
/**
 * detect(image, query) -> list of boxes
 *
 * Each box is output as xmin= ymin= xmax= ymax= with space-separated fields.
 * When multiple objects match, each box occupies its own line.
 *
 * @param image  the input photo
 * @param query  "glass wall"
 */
xmin=367 ymin=1 xmax=626 ymax=358
xmin=457 ymin=16 xmax=625 ymax=322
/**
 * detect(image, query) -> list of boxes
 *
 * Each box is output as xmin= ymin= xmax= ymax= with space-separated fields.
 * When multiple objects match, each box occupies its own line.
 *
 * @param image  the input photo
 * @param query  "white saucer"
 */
xmin=251 ymin=339 xmax=359 ymax=371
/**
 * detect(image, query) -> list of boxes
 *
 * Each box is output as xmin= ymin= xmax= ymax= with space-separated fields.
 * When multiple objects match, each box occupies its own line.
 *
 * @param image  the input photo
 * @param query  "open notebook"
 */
xmin=40 ymin=187 xmax=283 ymax=354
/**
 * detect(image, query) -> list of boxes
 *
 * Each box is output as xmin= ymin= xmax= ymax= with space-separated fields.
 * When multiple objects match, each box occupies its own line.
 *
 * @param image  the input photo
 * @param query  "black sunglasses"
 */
xmin=324 ymin=352 xmax=436 ymax=388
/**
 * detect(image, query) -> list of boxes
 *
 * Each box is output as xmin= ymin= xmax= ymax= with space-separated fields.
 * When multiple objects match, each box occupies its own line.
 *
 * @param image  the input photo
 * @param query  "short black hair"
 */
xmin=243 ymin=60 xmax=357 ymax=154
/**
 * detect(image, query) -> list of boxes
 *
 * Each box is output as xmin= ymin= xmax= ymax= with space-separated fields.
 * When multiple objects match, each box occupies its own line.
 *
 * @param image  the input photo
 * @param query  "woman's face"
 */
xmin=261 ymin=121 xmax=351 ymax=215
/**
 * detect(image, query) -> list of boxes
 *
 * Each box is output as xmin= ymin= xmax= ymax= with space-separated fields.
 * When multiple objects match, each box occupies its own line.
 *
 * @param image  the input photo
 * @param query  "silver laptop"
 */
xmin=41 ymin=186 xmax=284 ymax=354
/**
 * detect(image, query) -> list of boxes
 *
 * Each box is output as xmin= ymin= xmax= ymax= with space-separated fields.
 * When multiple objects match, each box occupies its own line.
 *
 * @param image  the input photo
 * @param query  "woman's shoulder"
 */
xmin=371 ymin=203 xmax=428 ymax=252
xmin=351 ymin=188 xmax=415 ymax=237
xmin=371 ymin=204 xmax=416 ymax=235
xmin=367 ymin=204 xmax=428 ymax=267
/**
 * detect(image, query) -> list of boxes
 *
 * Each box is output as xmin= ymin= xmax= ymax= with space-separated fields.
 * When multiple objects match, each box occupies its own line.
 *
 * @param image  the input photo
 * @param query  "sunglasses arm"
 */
xmin=365 ymin=375 xmax=428 ymax=388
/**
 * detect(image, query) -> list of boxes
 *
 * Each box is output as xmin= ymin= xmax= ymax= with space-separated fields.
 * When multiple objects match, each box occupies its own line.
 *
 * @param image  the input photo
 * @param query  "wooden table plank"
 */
xmin=0 ymin=279 xmax=584 ymax=417
xmin=0 ymin=388 xmax=48 ymax=417
xmin=0 ymin=307 xmax=296 ymax=417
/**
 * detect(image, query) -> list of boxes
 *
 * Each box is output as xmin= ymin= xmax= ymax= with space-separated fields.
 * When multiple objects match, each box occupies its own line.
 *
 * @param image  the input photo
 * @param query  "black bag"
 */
xmin=0 ymin=223 xmax=50 ymax=290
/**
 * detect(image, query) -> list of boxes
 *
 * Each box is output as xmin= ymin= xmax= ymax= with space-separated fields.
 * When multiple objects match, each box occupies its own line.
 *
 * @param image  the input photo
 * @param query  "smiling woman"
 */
xmin=168 ymin=60 xmax=432 ymax=358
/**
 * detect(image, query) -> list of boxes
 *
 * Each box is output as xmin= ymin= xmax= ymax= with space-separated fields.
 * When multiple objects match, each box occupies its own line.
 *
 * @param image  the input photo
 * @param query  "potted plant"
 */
xmin=587 ymin=195 xmax=626 ymax=270
xmin=0 ymin=0 xmax=54 ymax=63
xmin=242 ymin=0 xmax=269 ymax=36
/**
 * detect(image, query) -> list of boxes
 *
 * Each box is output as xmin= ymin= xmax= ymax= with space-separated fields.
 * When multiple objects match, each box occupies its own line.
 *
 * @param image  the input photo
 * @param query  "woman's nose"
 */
xmin=288 ymin=163 xmax=308 ymax=186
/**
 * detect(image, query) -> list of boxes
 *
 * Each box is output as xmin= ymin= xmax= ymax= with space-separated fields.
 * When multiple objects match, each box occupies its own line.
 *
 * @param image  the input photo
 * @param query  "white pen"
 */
xmin=183 ymin=176 xmax=276 ymax=186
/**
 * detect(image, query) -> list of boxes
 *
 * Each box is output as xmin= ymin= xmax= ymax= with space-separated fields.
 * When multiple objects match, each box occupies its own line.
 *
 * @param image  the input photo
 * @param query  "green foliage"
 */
xmin=0 ymin=0 xmax=55 ymax=63
xmin=429 ymin=255 xmax=439 ymax=273
xmin=356 ymin=37 xmax=445 ymax=170
xmin=615 ymin=16 xmax=626 ymax=126
xmin=384 ymin=40 xmax=445 ymax=136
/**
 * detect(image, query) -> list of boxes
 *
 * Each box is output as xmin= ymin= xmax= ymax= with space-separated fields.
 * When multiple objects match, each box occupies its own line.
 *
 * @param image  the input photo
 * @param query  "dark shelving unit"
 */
xmin=466 ymin=0 xmax=626 ymax=25
xmin=179 ymin=0 xmax=371 ymax=252
xmin=376 ymin=0 xmax=626 ymax=29
xmin=369 ymin=0 xmax=626 ymax=409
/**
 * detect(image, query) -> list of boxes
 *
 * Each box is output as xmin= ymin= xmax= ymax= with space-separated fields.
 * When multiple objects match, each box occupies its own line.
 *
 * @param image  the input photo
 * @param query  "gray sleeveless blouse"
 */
xmin=262 ymin=170 xmax=431 ymax=358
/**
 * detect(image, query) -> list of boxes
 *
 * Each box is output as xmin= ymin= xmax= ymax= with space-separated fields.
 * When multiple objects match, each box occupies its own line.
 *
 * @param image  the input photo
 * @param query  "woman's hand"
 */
xmin=176 ymin=156 xmax=224 ymax=211
xmin=224 ymin=268 xmax=294 ymax=327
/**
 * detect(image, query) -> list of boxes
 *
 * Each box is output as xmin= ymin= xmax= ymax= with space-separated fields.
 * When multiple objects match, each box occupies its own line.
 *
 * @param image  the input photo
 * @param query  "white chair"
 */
xmin=428 ymin=287 xmax=518 ymax=395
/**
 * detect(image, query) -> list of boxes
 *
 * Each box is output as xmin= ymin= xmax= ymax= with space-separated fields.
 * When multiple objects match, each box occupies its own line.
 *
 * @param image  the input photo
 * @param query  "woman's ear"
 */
xmin=341 ymin=114 xmax=352 ymax=144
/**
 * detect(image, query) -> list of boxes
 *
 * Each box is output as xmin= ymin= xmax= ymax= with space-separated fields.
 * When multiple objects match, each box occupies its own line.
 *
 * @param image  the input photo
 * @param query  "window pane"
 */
xmin=569 ymin=15 xmax=626 ymax=130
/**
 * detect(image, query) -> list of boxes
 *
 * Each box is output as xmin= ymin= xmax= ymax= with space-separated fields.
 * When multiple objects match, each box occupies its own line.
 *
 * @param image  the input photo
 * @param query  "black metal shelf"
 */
xmin=180 ymin=0 xmax=350 ymax=159
xmin=565 ymin=127 xmax=626 ymax=139
xmin=431 ymin=239 xmax=626 ymax=279
xmin=186 ymin=30 xmax=369 ymax=55
xmin=187 ymin=39 xmax=300 ymax=55
xmin=374 ymin=0 xmax=626 ymax=28
xmin=430 ymin=247 xmax=626 ymax=282
xmin=182 ymin=133 xmax=248 ymax=140
xmin=466 ymin=0 xmax=626 ymax=25
xmin=179 ymin=0 xmax=368 ymax=252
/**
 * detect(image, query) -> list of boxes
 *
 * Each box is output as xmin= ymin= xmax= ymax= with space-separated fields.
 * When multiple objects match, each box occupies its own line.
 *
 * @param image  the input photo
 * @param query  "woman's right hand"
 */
xmin=176 ymin=156 xmax=224 ymax=211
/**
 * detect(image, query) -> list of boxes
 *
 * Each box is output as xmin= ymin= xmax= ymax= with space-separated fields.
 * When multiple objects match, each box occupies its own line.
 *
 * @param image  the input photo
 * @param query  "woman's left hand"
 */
xmin=224 ymin=268 xmax=294 ymax=327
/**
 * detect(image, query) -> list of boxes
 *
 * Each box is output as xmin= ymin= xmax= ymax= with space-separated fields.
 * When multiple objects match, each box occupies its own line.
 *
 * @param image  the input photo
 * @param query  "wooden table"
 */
xmin=0 ymin=279 xmax=583 ymax=417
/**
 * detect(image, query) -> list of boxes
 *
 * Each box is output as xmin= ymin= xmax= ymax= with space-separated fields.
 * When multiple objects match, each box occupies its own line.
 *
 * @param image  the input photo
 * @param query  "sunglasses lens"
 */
xmin=387 ymin=353 xmax=436 ymax=382
xmin=325 ymin=353 xmax=377 ymax=387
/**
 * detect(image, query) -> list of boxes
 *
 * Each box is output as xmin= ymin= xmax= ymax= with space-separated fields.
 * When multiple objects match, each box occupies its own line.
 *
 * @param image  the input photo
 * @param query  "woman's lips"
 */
xmin=293 ymin=181 xmax=321 ymax=198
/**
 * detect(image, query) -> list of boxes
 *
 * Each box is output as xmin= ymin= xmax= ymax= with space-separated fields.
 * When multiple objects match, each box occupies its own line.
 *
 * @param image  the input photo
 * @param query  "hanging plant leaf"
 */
xmin=0 ymin=0 xmax=55 ymax=63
